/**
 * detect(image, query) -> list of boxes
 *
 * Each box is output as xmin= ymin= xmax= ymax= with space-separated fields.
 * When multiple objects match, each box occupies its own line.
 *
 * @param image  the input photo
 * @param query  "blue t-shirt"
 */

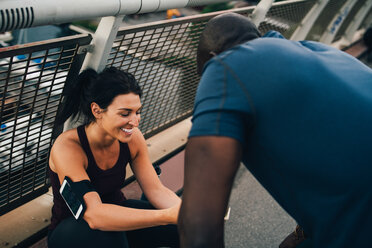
xmin=189 ymin=31 xmax=372 ymax=248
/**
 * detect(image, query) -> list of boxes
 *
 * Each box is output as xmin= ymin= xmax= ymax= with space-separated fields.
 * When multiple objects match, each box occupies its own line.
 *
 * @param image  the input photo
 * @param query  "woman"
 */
xmin=48 ymin=67 xmax=181 ymax=248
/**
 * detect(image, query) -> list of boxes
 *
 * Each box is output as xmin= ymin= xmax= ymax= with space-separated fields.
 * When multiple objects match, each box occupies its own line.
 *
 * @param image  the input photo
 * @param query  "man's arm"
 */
xmin=179 ymin=136 xmax=242 ymax=248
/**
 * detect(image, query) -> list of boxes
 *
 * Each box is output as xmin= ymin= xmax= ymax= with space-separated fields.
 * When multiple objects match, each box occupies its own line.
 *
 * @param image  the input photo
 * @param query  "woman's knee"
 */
xmin=48 ymin=217 xmax=129 ymax=248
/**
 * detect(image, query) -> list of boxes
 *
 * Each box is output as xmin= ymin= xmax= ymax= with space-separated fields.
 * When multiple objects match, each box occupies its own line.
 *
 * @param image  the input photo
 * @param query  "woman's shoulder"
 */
xmin=51 ymin=128 xmax=85 ymax=158
xmin=54 ymin=128 xmax=80 ymax=145
xmin=50 ymin=128 xmax=87 ymax=171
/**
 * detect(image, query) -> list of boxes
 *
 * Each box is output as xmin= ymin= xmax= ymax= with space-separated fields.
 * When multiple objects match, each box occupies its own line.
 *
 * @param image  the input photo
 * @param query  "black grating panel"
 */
xmin=0 ymin=34 xmax=92 ymax=215
xmin=108 ymin=18 xmax=209 ymax=138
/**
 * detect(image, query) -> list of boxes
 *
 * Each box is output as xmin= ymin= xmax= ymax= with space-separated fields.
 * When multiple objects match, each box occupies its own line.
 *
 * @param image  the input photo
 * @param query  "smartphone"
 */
xmin=59 ymin=176 xmax=84 ymax=220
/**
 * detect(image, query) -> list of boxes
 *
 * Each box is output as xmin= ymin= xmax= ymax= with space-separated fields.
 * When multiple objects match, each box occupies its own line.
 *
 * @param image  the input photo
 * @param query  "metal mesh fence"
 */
xmin=258 ymin=0 xmax=316 ymax=38
xmin=108 ymin=18 xmax=207 ymax=138
xmin=0 ymin=34 xmax=91 ymax=215
xmin=108 ymin=0 xmax=316 ymax=138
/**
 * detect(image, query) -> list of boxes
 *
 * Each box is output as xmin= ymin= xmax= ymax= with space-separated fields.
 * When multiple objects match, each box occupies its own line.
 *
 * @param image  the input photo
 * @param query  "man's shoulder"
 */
xmin=263 ymin=30 xmax=285 ymax=39
xmin=211 ymin=37 xmax=290 ymax=67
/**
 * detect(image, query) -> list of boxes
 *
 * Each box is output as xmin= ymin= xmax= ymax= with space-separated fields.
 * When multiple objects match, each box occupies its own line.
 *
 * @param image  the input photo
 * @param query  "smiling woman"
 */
xmin=48 ymin=67 xmax=181 ymax=248
xmin=92 ymin=93 xmax=142 ymax=144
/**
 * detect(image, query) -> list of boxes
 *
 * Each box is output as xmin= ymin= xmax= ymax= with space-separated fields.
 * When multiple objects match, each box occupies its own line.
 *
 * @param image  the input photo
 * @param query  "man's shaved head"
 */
xmin=197 ymin=12 xmax=261 ymax=75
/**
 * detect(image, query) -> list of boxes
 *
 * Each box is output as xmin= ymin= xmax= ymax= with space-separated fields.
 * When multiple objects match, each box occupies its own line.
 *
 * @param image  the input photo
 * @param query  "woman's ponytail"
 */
xmin=55 ymin=68 xmax=97 ymax=125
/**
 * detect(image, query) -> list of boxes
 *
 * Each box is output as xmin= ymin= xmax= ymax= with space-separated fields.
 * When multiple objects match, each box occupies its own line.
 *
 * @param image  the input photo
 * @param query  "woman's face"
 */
xmin=99 ymin=93 xmax=142 ymax=143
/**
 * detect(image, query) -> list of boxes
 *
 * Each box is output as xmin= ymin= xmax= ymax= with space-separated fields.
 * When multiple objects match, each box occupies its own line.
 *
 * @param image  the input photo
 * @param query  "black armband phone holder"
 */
xmin=70 ymin=177 xmax=96 ymax=199
xmin=59 ymin=176 xmax=96 ymax=220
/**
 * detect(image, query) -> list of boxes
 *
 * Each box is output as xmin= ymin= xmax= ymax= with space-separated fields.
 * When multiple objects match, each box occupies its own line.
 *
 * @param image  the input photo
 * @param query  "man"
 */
xmin=178 ymin=12 xmax=372 ymax=248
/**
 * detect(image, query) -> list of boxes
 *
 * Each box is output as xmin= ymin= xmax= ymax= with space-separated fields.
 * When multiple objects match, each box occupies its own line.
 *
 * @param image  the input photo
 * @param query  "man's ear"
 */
xmin=91 ymin=102 xmax=103 ymax=119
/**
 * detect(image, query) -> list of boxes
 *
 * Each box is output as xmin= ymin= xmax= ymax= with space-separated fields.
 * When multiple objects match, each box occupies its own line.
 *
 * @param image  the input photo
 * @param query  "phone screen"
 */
xmin=60 ymin=178 xmax=83 ymax=219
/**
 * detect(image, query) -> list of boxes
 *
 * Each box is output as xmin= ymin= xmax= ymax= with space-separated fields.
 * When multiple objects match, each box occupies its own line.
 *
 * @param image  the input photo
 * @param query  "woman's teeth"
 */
xmin=121 ymin=128 xmax=133 ymax=134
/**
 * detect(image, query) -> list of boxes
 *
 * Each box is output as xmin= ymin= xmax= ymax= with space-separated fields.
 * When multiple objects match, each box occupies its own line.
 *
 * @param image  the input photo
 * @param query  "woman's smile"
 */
xmin=121 ymin=127 xmax=133 ymax=135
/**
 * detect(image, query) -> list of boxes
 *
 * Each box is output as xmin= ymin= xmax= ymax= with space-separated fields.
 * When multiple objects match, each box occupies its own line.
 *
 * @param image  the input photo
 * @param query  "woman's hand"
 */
xmin=167 ymin=202 xmax=181 ymax=224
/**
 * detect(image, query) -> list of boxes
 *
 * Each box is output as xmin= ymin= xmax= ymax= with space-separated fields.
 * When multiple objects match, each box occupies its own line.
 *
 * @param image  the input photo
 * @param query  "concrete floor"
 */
xmin=225 ymin=165 xmax=296 ymax=248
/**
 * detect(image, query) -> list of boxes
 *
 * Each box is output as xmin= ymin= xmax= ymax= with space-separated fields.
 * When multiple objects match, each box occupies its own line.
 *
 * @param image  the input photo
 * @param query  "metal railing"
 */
xmin=0 ymin=34 xmax=92 ymax=215
xmin=0 ymin=0 xmax=371 ymax=215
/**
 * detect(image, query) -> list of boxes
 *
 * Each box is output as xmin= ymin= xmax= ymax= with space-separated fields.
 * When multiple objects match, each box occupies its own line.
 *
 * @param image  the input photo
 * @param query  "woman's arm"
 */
xmin=128 ymin=128 xmax=181 ymax=209
xmin=50 ymin=132 xmax=178 ymax=231
xmin=83 ymin=191 xmax=178 ymax=231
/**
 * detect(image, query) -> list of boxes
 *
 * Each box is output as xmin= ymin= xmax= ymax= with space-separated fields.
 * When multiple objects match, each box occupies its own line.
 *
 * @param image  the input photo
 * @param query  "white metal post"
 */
xmin=334 ymin=0 xmax=372 ymax=47
xmin=64 ymin=15 xmax=124 ymax=131
xmin=319 ymin=0 xmax=358 ymax=44
xmin=290 ymin=0 xmax=330 ymax=41
xmin=81 ymin=15 xmax=124 ymax=72
xmin=250 ymin=0 xmax=274 ymax=27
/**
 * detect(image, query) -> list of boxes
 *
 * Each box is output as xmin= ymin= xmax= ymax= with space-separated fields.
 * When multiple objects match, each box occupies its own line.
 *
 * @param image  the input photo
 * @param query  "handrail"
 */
xmin=0 ymin=0 xmax=234 ymax=32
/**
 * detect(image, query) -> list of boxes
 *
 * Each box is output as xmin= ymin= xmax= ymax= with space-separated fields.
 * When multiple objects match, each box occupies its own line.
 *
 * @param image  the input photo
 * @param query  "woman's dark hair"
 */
xmin=56 ymin=67 xmax=142 ymax=125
